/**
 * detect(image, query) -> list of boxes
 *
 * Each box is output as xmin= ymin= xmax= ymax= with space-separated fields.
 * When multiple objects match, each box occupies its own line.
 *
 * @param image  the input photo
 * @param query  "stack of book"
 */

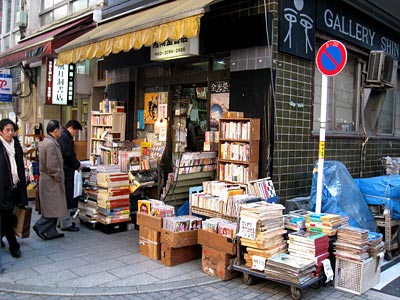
xmin=305 ymin=213 xmax=342 ymax=236
xmin=265 ymin=253 xmax=316 ymax=284
xmin=78 ymin=166 xmax=98 ymax=224
xmin=368 ymin=232 xmax=384 ymax=257
xmin=237 ymin=202 xmax=287 ymax=268
xmin=288 ymin=231 xmax=329 ymax=277
xmin=334 ymin=226 xmax=370 ymax=261
xmin=96 ymin=172 xmax=130 ymax=224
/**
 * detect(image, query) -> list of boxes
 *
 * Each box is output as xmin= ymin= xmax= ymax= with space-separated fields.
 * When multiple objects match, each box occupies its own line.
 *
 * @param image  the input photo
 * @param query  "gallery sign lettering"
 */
xmin=316 ymin=0 xmax=400 ymax=60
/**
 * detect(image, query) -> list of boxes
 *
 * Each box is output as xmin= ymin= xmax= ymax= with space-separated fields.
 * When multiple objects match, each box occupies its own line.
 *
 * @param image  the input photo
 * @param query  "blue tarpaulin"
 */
xmin=310 ymin=160 xmax=376 ymax=232
xmin=354 ymin=175 xmax=400 ymax=220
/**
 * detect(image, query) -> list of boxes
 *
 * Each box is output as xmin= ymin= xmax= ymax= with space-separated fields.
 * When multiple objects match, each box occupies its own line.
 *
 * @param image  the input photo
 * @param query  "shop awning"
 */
xmin=0 ymin=15 xmax=94 ymax=68
xmin=55 ymin=0 xmax=215 ymax=66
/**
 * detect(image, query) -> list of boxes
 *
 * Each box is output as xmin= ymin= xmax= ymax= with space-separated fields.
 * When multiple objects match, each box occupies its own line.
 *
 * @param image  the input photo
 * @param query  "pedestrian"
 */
xmin=33 ymin=120 xmax=66 ymax=240
xmin=0 ymin=119 xmax=28 ymax=257
xmin=57 ymin=120 xmax=82 ymax=232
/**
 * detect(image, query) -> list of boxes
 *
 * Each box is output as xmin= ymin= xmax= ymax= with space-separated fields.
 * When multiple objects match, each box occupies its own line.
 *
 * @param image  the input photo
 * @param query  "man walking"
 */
xmin=33 ymin=120 xmax=66 ymax=240
xmin=58 ymin=120 xmax=82 ymax=232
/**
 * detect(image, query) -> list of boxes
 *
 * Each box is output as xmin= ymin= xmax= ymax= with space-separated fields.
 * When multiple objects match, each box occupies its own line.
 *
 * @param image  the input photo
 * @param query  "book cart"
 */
xmin=230 ymin=241 xmax=321 ymax=300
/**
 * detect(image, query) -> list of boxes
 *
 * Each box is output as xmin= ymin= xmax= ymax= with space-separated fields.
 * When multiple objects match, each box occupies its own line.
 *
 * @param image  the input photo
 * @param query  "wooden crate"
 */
xmin=136 ymin=212 xmax=163 ymax=231
xmin=197 ymin=229 xmax=236 ymax=255
xmin=161 ymin=243 xmax=202 ymax=267
xmin=202 ymin=246 xmax=238 ymax=280
xmin=139 ymin=226 xmax=161 ymax=260
xmin=161 ymin=229 xmax=198 ymax=248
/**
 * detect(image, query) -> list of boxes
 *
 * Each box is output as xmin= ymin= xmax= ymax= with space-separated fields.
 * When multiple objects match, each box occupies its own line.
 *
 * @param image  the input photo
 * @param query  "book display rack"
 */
xmin=162 ymin=151 xmax=217 ymax=206
xmin=90 ymin=111 xmax=126 ymax=164
xmin=218 ymin=118 xmax=260 ymax=183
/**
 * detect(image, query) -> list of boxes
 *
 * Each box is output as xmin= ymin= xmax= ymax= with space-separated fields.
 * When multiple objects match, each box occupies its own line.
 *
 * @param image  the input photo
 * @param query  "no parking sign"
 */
xmin=315 ymin=40 xmax=347 ymax=213
xmin=316 ymin=40 xmax=347 ymax=76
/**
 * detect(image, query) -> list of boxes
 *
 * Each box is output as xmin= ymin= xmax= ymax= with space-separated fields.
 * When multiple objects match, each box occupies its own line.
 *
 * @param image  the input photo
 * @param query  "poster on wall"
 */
xmin=210 ymin=81 xmax=230 ymax=131
xmin=137 ymin=110 xmax=145 ymax=129
xmin=144 ymin=93 xmax=159 ymax=124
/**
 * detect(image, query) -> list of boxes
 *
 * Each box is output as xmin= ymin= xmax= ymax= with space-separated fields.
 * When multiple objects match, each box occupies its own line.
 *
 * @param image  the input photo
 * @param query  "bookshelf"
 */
xmin=90 ymin=112 xmax=126 ymax=163
xmin=162 ymin=151 xmax=217 ymax=206
xmin=217 ymin=118 xmax=260 ymax=183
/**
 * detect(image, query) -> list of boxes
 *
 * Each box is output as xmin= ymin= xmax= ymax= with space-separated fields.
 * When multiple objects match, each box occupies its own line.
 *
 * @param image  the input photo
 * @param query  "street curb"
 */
xmin=0 ymin=276 xmax=221 ymax=296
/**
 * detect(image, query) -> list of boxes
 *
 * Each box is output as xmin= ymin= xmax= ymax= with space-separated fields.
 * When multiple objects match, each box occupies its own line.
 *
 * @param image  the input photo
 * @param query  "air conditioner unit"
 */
xmin=16 ymin=10 xmax=27 ymax=27
xmin=366 ymin=51 xmax=395 ymax=85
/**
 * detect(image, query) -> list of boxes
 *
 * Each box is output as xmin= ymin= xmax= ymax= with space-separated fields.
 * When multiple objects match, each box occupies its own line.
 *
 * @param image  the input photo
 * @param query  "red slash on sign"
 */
xmin=316 ymin=40 xmax=347 ymax=76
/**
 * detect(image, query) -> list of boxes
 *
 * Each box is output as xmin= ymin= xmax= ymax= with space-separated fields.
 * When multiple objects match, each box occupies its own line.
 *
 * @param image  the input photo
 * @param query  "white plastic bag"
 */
xmin=73 ymin=170 xmax=83 ymax=198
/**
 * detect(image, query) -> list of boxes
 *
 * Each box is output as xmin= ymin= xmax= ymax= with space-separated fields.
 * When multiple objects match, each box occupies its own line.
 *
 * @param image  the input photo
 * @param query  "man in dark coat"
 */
xmin=0 ymin=119 xmax=28 ymax=257
xmin=58 ymin=120 xmax=82 ymax=232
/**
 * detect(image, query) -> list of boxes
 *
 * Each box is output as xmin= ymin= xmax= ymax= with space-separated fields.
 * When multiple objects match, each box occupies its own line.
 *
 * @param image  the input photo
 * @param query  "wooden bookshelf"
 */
xmin=89 ymin=112 xmax=126 ymax=163
xmin=217 ymin=117 xmax=260 ymax=183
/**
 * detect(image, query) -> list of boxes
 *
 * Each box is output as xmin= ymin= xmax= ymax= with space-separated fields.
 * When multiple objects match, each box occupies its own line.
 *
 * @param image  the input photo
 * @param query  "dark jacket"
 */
xmin=0 ymin=137 xmax=28 ymax=211
xmin=58 ymin=128 xmax=81 ymax=209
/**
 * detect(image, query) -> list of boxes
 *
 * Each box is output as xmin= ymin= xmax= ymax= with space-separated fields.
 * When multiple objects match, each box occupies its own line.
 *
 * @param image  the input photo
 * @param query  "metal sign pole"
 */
xmin=315 ymin=40 xmax=347 ymax=214
xmin=315 ymin=74 xmax=328 ymax=214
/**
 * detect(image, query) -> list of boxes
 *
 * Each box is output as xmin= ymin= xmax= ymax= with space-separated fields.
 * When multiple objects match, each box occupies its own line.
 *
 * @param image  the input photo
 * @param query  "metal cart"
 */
xmin=230 ymin=237 xmax=322 ymax=300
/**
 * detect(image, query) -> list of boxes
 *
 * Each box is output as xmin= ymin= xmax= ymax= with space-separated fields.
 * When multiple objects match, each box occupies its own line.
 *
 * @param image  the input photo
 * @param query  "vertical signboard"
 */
xmin=0 ymin=74 xmax=13 ymax=103
xmin=46 ymin=58 xmax=74 ymax=105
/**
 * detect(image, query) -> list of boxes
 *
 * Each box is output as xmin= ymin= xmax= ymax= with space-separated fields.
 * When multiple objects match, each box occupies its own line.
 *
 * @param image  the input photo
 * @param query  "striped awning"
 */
xmin=56 ymin=0 xmax=214 ymax=65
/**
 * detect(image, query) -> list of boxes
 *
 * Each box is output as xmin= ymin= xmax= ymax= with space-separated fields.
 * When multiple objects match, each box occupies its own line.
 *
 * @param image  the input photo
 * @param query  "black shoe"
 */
xmin=10 ymin=247 xmax=21 ymax=258
xmin=47 ymin=233 xmax=64 ymax=240
xmin=61 ymin=225 xmax=79 ymax=232
xmin=33 ymin=225 xmax=48 ymax=240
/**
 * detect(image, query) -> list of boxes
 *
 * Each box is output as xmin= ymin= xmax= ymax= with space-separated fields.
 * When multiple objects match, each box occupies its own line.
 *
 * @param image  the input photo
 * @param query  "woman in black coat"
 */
xmin=0 ymin=119 xmax=28 ymax=258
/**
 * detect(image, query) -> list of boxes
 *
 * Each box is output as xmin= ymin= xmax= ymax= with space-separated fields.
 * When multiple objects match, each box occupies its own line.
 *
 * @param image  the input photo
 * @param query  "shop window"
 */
xmin=313 ymin=54 xmax=359 ymax=134
xmin=212 ymin=57 xmax=230 ymax=71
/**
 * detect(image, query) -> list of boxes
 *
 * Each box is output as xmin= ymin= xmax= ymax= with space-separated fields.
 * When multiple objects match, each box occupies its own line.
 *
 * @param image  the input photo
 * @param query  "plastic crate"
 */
xmin=334 ymin=256 xmax=381 ymax=295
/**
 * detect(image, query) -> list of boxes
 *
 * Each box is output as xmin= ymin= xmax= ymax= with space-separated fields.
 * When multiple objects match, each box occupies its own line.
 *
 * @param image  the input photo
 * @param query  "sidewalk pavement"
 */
xmin=0 ymin=204 xmax=398 ymax=299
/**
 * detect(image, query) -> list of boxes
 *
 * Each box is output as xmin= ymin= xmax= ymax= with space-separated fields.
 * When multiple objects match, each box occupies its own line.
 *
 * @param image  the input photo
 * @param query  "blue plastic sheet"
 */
xmin=354 ymin=175 xmax=400 ymax=220
xmin=310 ymin=161 xmax=376 ymax=232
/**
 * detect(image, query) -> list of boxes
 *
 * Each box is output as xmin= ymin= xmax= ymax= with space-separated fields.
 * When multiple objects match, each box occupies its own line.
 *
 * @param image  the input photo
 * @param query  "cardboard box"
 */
xmin=198 ymin=230 xmax=237 ymax=255
xmin=161 ymin=229 xmax=198 ymax=248
xmin=136 ymin=212 xmax=162 ymax=231
xmin=139 ymin=226 xmax=161 ymax=260
xmin=222 ymin=111 xmax=244 ymax=118
xmin=161 ymin=244 xmax=202 ymax=266
xmin=202 ymin=246 xmax=238 ymax=280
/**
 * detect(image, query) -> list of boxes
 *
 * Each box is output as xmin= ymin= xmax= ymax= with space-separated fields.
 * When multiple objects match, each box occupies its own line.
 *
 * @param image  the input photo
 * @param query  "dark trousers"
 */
xmin=34 ymin=216 xmax=59 ymax=238
xmin=0 ymin=208 xmax=19 ymax=250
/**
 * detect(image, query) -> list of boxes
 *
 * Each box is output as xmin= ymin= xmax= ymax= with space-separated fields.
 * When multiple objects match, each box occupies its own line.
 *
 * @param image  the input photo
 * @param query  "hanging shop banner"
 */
xmin=279 ymin=0 xmax=316 ymax=60
xmin=151 ymin=37 xmax=199 ymax=61
xmin=0 ymin=74 xmax=12 ymax=103
xmin=46 ymin=58 xmax=75 ymax=105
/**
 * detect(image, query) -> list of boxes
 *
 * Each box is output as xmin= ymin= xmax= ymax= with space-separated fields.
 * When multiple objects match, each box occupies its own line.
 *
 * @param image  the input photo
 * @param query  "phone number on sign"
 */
xmin=154 ymin=47 xmax=186 ymax=56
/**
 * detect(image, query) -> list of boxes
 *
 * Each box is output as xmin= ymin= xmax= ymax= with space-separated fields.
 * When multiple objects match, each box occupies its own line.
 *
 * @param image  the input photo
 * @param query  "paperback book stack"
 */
xmin=78 ymin=166 xmax=98 ymax=225
xmin=306 ymin=213 xmax=342 ymax=236
xmin=96 ymin=172 xmax=130 ymax=224
xmin=265 ymin=253 xmax=316 ymax=284
xmin=237 ymin=202 xmax=287 ymax=268
xmin=334 ymin=226 xmax=370 ymax=261
xmin=368 ymin=232 xmax=384 ymax=257
xmin=288 ymin=231 xmax=329 ymax=277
